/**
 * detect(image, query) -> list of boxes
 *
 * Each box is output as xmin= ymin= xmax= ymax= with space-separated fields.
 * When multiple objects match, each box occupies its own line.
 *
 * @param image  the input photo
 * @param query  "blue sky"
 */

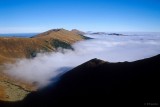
xmin=0 ymin=0 xmax=160 ymax=33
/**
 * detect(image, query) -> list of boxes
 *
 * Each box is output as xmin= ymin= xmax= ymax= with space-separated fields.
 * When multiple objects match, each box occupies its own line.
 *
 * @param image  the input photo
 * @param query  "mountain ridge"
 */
xmin=0 ymin=54 xmax=158 ymax=106
xmin=0 ymin=28 xmax=85 ymax=64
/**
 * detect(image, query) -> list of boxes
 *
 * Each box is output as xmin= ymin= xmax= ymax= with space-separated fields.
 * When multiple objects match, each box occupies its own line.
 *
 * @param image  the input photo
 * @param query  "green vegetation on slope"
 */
xmin=51 ymin=39 xmax=73 ymax=50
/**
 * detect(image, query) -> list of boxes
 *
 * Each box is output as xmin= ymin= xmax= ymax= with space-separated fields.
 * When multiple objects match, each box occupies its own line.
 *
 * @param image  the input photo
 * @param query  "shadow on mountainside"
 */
xmin=1 ymin=54 xmax=160 ymax=107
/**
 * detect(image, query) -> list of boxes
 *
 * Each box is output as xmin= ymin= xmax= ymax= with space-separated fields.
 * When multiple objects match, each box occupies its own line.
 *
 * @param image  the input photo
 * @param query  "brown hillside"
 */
xmin=33 ymin=28 xmax=85 ymax=43
xmin=0 ymin=29 xmax=85 ymax=101
xmin=0 ymin=29 xmax=85 ymax=64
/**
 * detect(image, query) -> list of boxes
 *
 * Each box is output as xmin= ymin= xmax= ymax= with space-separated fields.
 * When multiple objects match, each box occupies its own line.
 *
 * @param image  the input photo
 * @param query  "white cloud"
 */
xmin=4 ymin=34 xmax=160 ymax=88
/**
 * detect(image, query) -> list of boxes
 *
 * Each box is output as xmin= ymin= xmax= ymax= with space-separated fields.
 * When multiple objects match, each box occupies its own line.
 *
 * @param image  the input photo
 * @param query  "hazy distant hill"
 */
xmin=71 ymin=29 xmax=85 ymax=35
xmin=0 ymin=33 xmax=38 ymax=38
xmin=0 ymin=28 xmax=86 ymax=101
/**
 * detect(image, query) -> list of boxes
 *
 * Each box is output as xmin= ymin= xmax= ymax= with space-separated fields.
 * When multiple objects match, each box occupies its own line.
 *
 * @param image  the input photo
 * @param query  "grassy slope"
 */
xmin=0 ymin=29 xmax=84 ymax=64
xmin=0 ymin=29 xmax=85 ymax=101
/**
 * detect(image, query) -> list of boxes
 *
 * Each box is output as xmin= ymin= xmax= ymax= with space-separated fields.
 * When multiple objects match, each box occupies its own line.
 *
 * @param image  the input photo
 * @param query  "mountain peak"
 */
xmin=71 ymin=29 xmax=85 ymax=35
xmin=31 ymin=28 xmax=86 ymax=40
xmin=67 ymin=58 xmax=106 ymax=73
xmin=32 ymin=28 xmax=67 ymax=38
xmin=86 ymin=58 xmax=106 ymax=66
xmin=50 ymin=28 xmax=65 ymax=32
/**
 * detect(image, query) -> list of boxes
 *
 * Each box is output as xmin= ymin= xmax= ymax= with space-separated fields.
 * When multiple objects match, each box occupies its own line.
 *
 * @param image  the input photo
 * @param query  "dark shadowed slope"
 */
xmin=1 ymin=54 xmax=160 ymax=106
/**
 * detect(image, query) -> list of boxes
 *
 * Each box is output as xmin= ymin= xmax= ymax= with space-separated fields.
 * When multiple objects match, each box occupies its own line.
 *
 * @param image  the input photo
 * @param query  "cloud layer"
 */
xmin=4 ymin=34 xmax=160 ymax=88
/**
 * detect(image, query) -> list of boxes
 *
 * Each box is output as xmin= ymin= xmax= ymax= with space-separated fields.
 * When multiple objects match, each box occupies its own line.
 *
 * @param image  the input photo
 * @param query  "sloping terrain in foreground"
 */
xmin=0 ymin=54 xmax=160 ymax=106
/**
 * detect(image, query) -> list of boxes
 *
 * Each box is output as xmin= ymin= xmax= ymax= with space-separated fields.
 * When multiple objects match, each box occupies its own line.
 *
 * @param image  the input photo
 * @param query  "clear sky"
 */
xmin=0 ymin=0 xmax=160 ymax=33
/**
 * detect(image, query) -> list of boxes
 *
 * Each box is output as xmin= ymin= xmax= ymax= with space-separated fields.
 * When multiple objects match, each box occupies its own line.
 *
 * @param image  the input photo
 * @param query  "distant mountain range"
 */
xmin=0 ymin=54 xmax=160 ymax=106
xmin=0 ymin=33 xmax=38 ymax=38
xmin=86 ymin=32 xmax=126 ymax=36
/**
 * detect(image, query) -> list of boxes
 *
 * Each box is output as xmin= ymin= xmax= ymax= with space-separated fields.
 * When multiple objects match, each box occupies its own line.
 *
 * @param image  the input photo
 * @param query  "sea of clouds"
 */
xmin=4 ymin=32 xmax=160 ymax=88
